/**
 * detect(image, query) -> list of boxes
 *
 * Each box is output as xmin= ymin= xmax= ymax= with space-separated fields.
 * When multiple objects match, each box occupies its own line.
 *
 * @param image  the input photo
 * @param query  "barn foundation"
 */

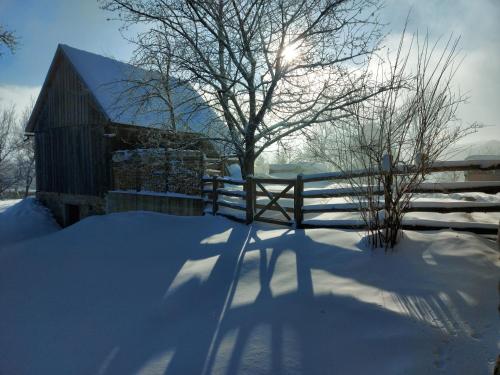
xmin=106 ymin=191 xmax=204 ymax=216
xmin=36 ymin=192 xmax=105 ymax=227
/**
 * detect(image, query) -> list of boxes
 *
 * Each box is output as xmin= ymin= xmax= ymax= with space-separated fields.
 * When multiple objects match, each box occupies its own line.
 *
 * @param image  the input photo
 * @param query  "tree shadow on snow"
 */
xmin=0 ymin=214 xmax=496 ymax=374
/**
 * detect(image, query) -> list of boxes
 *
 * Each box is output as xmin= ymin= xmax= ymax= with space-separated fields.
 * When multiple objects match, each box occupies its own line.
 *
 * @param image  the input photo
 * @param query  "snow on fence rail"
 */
xmin=302 ymin=181 xmax=500 ymax=198
xmin=201 ymin=159 xmax=500 ymax=234
xmin=301 ymin=159 xmax=500 ymax=182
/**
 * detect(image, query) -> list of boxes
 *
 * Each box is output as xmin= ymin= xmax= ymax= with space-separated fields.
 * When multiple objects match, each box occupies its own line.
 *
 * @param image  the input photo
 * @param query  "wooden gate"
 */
xmin=245 ymin=176 xmax=303 ymax=226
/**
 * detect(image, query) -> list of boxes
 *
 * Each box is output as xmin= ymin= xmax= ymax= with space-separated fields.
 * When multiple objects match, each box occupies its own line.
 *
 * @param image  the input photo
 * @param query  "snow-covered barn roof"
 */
xmin=465 ymin=154 xmax=500 ymax=161
xmin=26 ymin=44 xmax=223 ymax=136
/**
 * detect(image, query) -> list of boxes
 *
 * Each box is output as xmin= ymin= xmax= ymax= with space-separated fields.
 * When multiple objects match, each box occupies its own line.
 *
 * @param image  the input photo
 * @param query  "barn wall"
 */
xmin=465 ymin=170 xmax=500 ymax=181
xmin=34 ymin=53 xmax=110 ymax=197
xmin=35 ymin=124 xmax=110 ymax=196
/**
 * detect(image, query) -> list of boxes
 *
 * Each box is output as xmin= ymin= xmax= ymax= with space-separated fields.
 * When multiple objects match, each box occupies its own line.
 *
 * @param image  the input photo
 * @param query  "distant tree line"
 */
xmin=0 ymin=24 xmax=35 ymax=198
xmin=0 ymin=104 xmax=36 ymax=198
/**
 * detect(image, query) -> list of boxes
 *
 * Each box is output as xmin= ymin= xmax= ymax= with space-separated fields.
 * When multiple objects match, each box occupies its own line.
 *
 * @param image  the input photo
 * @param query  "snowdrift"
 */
xmin=0 ymin=209 xmax=498 ymax=374
xmin=0 ymin=198 xmax=59 ymax=249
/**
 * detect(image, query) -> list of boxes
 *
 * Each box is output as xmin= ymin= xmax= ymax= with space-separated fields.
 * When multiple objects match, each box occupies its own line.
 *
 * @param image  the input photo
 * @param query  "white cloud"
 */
xmin=381 ymin=0 xmax=500 ymax=143
xmin=0 ymin=85 xmax=41 ymax=116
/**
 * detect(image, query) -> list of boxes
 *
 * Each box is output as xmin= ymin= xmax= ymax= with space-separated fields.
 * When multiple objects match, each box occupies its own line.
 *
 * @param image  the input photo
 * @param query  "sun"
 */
xmin=281 ymin=43 xmax=300 ymax=63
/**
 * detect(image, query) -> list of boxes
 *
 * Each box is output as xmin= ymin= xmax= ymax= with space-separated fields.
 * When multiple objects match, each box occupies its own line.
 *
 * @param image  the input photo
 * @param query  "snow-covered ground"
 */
xmin=0 ymin=199 xmax=499 ymax=374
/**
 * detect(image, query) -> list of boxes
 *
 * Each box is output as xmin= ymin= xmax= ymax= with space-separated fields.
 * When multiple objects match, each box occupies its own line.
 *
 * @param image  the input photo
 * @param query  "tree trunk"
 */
xmin=241 ymin=137 xmax=256 ymax=178
xmin=24 ymin=175 xmax=32 ymax=198
xmin=383 ymin=173 xmax=394 ymax=248
xmin=241 ymin=152 xmax=255 ymax=179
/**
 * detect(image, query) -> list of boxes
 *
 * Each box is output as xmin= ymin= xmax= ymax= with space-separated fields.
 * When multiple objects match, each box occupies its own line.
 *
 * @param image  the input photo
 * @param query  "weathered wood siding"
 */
xmin=35 ymin=125 xmax=109 ymax=195
xmin=34 ymin=53 xmax=110 ymax=196
xmin=37 ymin=54 xmax=106 ymax=129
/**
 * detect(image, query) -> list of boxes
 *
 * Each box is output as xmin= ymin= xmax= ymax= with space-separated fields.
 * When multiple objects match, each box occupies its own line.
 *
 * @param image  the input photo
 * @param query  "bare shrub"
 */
xmin=307 ymin=31 xmax=476 ymax=248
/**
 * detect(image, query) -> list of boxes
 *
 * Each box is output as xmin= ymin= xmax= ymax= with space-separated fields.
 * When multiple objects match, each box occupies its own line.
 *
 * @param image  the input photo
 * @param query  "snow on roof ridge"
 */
xmin=59 ymin=43 xmax=159 ymax=125
xmin=59 ymin=43 xmax=151 ymax=78
xmin=58 ymin=43 xmax=220 ymax=134
xmin=465 ymin=154 xmax=500 ymax=160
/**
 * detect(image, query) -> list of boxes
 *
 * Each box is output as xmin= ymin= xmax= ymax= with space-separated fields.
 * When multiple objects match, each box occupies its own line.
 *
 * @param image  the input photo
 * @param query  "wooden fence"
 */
xmin=202 ymin=159 xmax=500 ymax=234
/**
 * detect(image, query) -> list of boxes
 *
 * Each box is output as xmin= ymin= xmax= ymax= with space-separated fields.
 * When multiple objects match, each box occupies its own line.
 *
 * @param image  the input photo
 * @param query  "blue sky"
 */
xmin=0 ymin=0 xmax=499 ymax=142
xmin=0 ymin=0 xmax=132 ymax=86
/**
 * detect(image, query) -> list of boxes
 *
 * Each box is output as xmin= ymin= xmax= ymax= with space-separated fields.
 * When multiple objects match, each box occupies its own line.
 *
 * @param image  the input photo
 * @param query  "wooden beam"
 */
xmin=245 ymin=176 xmax=255 ymax=224
xmin=294 ymin=174 xmax=304 ymax=228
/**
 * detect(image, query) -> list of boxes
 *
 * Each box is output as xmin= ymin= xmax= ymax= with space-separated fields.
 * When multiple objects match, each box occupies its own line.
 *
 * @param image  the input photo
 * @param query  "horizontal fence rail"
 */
xmin=202 ymin=158 xmax=500 ymax=234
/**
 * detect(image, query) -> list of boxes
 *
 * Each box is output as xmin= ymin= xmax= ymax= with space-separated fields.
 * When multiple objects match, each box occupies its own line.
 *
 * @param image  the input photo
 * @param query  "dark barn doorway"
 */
xmin=65 ymin=204 xmax=80 ymax=226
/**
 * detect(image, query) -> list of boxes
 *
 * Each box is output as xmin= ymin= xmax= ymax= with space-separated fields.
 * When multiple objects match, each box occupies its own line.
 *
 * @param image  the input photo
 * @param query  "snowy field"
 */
xmin=0 ymin=199 xmax=499 ymax=374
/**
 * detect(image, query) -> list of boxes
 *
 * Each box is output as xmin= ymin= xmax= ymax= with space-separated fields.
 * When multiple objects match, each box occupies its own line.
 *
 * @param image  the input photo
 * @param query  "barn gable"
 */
xmin=26 ymin=45 xmax=108 ymax=133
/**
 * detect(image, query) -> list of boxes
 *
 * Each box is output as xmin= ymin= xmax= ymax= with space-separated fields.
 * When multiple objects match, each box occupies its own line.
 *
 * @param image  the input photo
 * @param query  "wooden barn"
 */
xmin=25 ymin=44 xmax=225 ymax=226
xmin=464 ymin=155 xmax=500 ymax=182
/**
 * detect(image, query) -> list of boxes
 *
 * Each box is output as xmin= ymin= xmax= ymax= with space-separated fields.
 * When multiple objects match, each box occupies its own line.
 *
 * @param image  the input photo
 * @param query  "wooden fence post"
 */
xmin=246 ymin=176 xmax=254 ymax=224
xmin=294 ymin=174 xmax=304 ymax=228
xmin=199 ymin=153 xmax=205 ymax=194
xmin=497 ymin=219 xmax=500 ymax=249
xmin=134 ymin=153 xmax=141 ymax=192
xmin=220 ymin=159 xmax=226 ymax=177
xmin=212 ymin=175 xmax=219 ymax=215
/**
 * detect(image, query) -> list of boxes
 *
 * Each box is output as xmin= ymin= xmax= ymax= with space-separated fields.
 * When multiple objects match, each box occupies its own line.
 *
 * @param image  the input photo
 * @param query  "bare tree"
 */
xmin=128 ymin=29 xmax=193 ymax=134
xmin=0 ymin=25 xmax=17 ymax=56
xmin=101 ymin=0 xmax=387 ymax=177
xmin=0 ymin=102 xmax=36 ymax=199
xmin=14 ymin=105 xmax=35 ymax=197
xmin=0 ymin=106 xmax=19 ymax=195
xmin=307 ymin=31 xmax=476 ymax=248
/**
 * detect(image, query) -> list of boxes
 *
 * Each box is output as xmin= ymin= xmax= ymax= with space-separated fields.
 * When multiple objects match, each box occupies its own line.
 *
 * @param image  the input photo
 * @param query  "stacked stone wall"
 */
xmin=112 ymin=148 xmax=205 ymax=195
xmin=165 ymin=150 xmax=205 ymax=195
